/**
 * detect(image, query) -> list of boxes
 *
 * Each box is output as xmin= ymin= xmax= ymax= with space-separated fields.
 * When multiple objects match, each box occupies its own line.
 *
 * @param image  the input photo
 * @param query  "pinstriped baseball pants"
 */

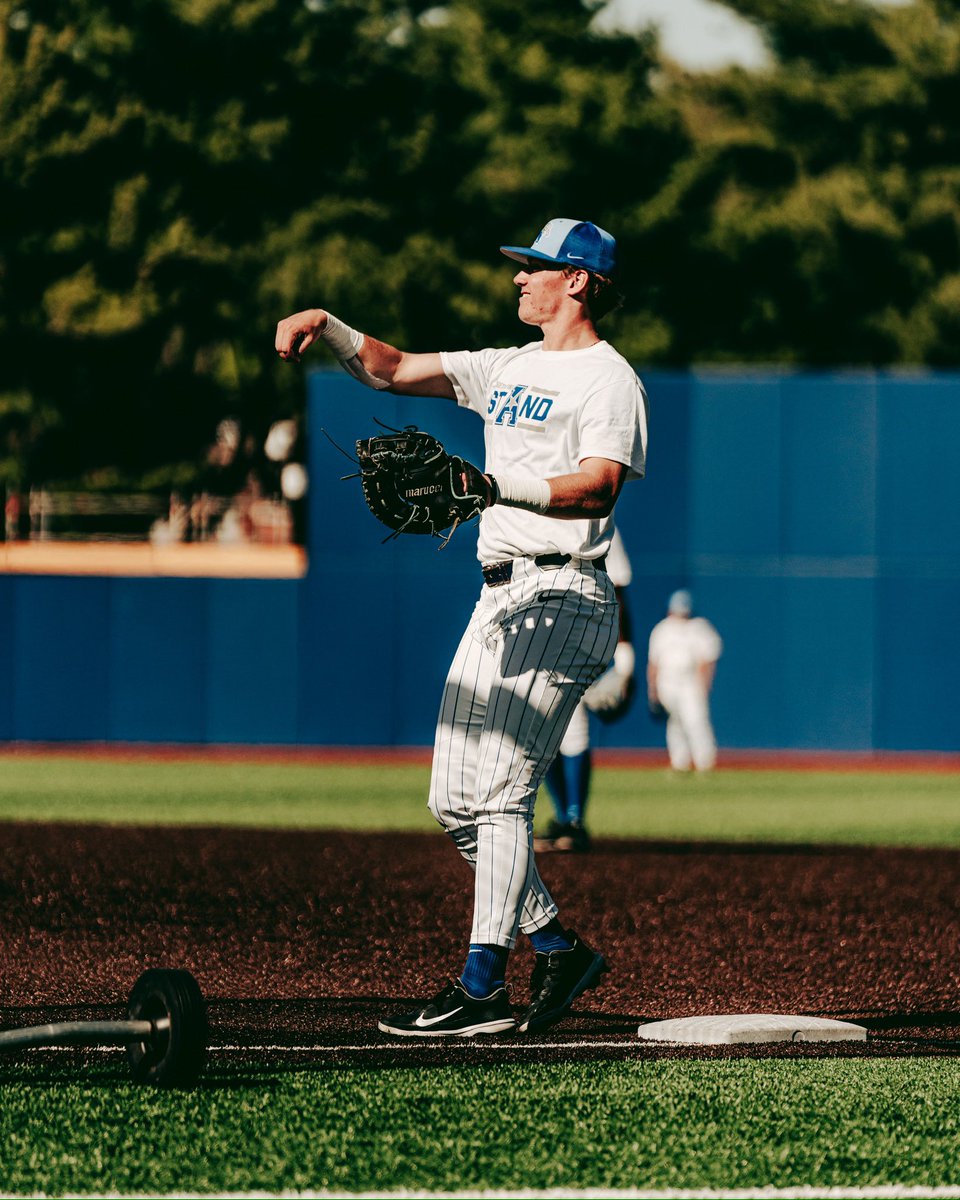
xmin=428 ymin=559 xmax=618 ymax=948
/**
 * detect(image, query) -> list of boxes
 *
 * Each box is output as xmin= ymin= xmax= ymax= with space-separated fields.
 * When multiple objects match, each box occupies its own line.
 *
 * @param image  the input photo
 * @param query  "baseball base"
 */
xmin=637 ymin=1013 xmax=868 ymax=1045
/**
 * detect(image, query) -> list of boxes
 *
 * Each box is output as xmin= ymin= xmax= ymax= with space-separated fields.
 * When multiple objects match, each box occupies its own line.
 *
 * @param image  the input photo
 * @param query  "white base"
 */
xmin=637 ymin=1013 xmax=868 ymax=1045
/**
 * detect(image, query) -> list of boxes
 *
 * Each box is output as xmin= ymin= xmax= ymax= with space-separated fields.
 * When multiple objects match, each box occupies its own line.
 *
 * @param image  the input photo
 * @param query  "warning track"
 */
xmin=0 ymin=741 xmax=958 ymax=772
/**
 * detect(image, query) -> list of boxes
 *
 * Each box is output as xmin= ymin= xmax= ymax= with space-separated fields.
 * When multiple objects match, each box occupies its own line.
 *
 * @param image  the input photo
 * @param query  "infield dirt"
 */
xmin=2 ymin=823 xmax=959 ymax=1069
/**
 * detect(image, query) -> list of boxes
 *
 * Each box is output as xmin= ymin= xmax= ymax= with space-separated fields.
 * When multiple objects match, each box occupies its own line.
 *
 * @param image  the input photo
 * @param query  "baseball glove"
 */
xmin=583 ymin=666 xmax=636 ymax=725
xmin=355 ymin=425 xmax=492 ymax=545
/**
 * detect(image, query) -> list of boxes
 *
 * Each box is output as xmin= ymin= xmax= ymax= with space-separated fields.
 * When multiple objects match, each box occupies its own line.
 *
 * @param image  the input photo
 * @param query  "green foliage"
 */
xmin=0 ymin=0 xmax=280 ymax=490
xmin=656 ymin=0 xmax=960 ymax=363
xmin=0 ymin=0 xmax=672 ymax=490
xmin=2 ymin=0 xmax=960 ymax=490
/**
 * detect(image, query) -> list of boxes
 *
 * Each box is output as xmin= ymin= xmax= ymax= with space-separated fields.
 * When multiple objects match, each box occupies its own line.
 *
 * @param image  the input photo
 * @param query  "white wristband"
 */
xmin=613 ymin=641 xmax=635 ymax=677
xmin=319 ymin=313 xmax=364 ymax=359
xmin=489 ymin=474 xmax=550 ymax=514
xmin=320 ymin=314 xmax=390 ymax=391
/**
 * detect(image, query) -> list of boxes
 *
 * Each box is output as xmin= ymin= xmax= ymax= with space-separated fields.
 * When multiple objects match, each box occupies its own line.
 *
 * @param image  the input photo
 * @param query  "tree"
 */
xmin=0 ymin=0 xmax=683 ymax=497
xmin=8 ymin=0 xmax=960 ymax=507
xmin=640 ymin=0 xmax=960 ymax=363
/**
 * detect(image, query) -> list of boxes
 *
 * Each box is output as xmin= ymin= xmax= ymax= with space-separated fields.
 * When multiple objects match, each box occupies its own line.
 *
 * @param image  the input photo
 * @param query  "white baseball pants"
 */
xmin=659 ymin=679 xmax=717 ymax=771
xmin=428 ymin=558 xmax=618 ymax=948
xmin=558 ymin=699 xmax=591 ymax=757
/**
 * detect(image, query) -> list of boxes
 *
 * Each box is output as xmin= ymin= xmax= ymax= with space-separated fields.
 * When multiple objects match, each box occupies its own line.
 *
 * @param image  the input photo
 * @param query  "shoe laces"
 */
xmin=429 ymin=978 xmax=465 ymax=1007
xmin=530 ymin=947 xmax=570 ymax=1002
xmin=445 ymin=978 xmax=511 ymax=1004
xmin=529 ymin=955 xmax=548 ymax=997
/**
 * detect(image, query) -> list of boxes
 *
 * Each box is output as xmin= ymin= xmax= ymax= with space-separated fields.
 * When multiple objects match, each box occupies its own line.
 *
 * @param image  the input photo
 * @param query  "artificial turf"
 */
xmin=1 ymin=1057 xmax=958 ymax=1194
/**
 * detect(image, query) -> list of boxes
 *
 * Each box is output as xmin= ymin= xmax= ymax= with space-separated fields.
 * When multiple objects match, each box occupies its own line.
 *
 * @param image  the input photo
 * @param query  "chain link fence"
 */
xmin=3 ymin=489 xmax=297 ymax=546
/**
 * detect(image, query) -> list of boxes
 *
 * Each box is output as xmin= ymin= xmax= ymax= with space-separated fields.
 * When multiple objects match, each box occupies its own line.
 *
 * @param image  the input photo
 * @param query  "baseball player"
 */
xmin=536 ymin=527 xmax=635 ymax=853
xmin=647 ymin=589 xmax=722 ymax=772
xmin=276 ymin=218 xmax=648 ymax=1037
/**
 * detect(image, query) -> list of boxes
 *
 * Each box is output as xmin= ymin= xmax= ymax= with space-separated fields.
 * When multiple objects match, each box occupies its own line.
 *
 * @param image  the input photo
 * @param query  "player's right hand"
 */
xmin=275 ymin=309 xmax=328 ymax=363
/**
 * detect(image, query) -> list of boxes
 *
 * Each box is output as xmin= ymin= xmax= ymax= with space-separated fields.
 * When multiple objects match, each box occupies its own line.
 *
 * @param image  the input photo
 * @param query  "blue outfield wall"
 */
xmin=2 ymin=366 xmax=958 ymax=752
xmin=302 ymin=367 xmax=960 ymax=754
xmin=0 ymin=576 xmax=301 ymax=744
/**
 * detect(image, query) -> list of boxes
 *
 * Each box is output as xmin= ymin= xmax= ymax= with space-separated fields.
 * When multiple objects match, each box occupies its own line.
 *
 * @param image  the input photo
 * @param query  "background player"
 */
xmin=647 ymin=589 xmax=722 ymax=773
xmin=276 ymin=217 xmax=648 ymax=1038
xmin=536 ymin=526 xmax=635 ymax=853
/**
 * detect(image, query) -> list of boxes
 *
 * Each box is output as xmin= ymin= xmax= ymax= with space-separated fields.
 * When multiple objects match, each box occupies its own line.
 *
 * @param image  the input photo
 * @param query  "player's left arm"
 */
xmin=491 ymin=457 xmax=626 ymax=519
xmin=545 ymin=457 xmax=627 ymax=518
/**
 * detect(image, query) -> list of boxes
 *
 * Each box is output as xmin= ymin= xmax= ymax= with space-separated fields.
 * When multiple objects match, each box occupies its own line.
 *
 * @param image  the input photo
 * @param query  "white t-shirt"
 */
xmin=648 ymin=616 xmax=723 ymax=684
xmin=605 ymin=527 xmax=632 ymax=589
xmin=440 ymin=341 xmax=648 ymax=563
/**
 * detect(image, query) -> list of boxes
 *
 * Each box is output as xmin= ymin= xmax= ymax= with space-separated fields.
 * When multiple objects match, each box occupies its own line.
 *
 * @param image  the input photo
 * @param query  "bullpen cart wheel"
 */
xmin=125 ymin=968 xmax=207 ymax=1087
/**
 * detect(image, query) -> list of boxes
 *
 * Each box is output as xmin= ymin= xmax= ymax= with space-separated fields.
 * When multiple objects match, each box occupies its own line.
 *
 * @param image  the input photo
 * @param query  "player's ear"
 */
xmin=565 ymin=268 xmax=590 ymax=299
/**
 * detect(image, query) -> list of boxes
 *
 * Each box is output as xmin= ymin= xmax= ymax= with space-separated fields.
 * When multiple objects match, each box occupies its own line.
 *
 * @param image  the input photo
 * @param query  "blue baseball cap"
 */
xmin=500 ymin=218 xmax=618 ymax=277
xmin=668 ymin=589 xmax=693 ymax=616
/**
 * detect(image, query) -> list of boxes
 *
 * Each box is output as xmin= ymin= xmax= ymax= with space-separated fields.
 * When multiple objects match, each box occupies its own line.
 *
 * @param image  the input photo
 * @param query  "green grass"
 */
xmin=0 ymin=758 xmax=434 ymax=830
xmin=1 ymin=1057 xmax=959 ymax=1194
xmin=1 ymin=756 xmax=959 ymax=847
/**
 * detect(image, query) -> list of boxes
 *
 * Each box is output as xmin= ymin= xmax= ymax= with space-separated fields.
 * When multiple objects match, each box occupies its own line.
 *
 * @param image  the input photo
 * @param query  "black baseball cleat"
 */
xmin=518 ymin=932 xmax=609 ymax=1034
xmin=533 ymin=818 xmax=567 ymax=853
xmin=553 ymin=821 xmax=591 ymax=853
xmin=378 ymin=979 xmax=517 ymax=1038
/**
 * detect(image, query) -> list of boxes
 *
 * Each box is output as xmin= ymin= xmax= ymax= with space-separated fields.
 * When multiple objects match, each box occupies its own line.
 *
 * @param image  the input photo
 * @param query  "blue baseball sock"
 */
xmin=460 ymin=944 xmax=510 ymax=998
xmin=561 ymin=750 xmax=592 ymax=826
xmin=544 ymin=756 xmax=569 ymax=824
xmin=529 ymin=919 xmax=574 ymax=955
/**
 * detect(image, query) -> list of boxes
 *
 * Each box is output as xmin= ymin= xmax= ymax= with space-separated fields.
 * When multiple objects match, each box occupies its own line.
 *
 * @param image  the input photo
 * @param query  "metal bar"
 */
xmin=0 ymin=1019 xmax=161 ymax=1051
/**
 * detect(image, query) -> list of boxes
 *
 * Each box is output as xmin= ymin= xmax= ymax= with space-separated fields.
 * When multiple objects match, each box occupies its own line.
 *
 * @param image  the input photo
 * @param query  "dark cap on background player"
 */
xmin=668 ymin=589 xmax=693 ymax=617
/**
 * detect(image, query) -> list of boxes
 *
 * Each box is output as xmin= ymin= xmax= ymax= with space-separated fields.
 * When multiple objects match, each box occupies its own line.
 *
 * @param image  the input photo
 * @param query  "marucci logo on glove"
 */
xmin=405 ymin=485 xmax=444 ymax=497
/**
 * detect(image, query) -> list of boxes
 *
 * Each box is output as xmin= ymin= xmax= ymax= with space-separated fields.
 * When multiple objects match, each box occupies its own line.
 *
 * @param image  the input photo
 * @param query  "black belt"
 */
xmin=481 ymin=553 xmax=607 ymax=588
